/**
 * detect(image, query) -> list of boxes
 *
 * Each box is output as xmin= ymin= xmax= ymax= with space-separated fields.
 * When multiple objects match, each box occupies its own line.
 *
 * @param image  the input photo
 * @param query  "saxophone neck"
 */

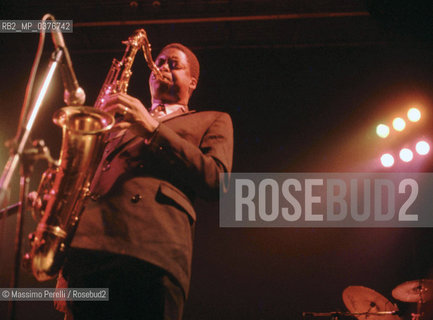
xmin=94 ymin=28 xmax=168 ymax=109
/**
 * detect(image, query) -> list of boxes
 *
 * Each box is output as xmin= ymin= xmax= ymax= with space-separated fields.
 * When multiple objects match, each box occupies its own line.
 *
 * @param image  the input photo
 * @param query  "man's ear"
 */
xmin=189 ymin=77 xmax=197 ymax=92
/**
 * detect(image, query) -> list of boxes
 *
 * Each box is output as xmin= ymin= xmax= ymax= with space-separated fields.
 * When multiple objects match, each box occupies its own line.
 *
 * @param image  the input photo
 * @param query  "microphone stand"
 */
xmin=0 ymin=48 xmax=64 ymax=320
xmin=7 ymin=149 xmax=33 ymax=320
xmin=0 ymin=49 xmax=63 ymax=208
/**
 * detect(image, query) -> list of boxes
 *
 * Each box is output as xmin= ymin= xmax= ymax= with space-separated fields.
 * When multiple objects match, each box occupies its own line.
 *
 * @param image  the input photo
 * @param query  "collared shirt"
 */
xmin=150 ymin=103 xmax=188 ymax=118
xmin=109 ymin=103 xmax=188 ymax=141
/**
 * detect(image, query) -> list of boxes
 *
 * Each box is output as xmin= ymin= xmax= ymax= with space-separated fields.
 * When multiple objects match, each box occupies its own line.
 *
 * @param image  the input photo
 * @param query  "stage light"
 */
xmin=376 ymin=124 xmax=390 ymax=138
xmin=380 ymin=154 xmax=394 ymax=167
xmin=407 ymin=108 xmax=421 ymax=122
xmin=399 ymin=148 xmax=413 ymax=162
xmin=392 ymin=117 xmax=406 ymax=131
xmin=415 ymin=141 xmax=430 ymax=155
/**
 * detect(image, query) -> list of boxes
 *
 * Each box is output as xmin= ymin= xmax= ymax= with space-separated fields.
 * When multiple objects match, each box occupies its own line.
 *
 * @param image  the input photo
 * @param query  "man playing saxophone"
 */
xmin=56 ymin=43 xmax=233 ymax=319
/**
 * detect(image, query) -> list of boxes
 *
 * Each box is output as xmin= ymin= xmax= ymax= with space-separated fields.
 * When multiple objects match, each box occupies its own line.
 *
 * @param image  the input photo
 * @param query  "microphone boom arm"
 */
xmin=0 ymin=49 xmax=63 ymax=208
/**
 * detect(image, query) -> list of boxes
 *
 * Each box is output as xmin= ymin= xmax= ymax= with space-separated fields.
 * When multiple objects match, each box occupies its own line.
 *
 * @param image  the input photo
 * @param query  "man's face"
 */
xmin=149 ymin=47 xmax=197 ymax=105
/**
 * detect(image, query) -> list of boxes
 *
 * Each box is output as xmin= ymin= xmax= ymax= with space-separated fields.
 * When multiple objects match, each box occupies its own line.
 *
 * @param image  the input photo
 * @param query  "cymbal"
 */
xmin=392 ymin=279 xmax=433 ymax=303
xmin=343 ymin=286 xmax=400 ymax=320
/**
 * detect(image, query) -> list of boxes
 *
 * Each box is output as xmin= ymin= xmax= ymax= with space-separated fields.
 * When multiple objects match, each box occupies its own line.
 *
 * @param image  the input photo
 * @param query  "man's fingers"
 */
xmin=112 ymin=122 xmax=131 ymax=132
xmin=103 ymin=93 xmax=139 ymax=109
xmin=102 ymin=104 xmax=129 ymax=116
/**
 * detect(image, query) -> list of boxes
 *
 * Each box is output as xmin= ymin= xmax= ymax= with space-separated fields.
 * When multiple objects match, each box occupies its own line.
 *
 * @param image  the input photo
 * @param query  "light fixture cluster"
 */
xmin=376 ymin=107 xmax=421 ymax=139
xmin=380 ymin=140 xmax=430 ymax=168
xmin=375 ymin=107 xmax=430 ymax=168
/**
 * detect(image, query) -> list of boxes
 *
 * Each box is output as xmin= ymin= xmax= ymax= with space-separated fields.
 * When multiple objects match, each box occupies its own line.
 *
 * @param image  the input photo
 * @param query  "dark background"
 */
xmin=2 ymin=1 xmax=433 ymax=319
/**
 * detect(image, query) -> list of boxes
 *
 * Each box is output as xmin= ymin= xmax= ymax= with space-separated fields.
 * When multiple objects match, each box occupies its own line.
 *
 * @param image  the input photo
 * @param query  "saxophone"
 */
xmin=28 ymin=29 xmax=164 ymax=281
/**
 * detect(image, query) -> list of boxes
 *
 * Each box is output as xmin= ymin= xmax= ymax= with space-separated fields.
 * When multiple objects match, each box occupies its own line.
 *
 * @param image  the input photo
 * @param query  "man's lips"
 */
xmin=151 ymin=73 xmax=172 ymax=85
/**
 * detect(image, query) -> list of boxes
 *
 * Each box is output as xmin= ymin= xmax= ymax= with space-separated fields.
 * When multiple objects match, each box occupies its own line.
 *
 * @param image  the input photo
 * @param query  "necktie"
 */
xmin=150 ymin=104 xmax=166 ymax=119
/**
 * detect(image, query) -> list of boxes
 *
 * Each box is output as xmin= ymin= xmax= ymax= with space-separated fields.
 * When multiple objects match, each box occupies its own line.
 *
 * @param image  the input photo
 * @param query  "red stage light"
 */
xmin=399 ymin=148 xmax=413 ymax=162
xmin=415 ymin=141 xmax=430 ymax=155
xmin=376 ymin=124 xmax=389 ymax=138
xmin=392 ymin=117 xmax=405 ymax=131
xmin=407 ymin=108 xmax=421 ymax=122
xmin=380 ymin=154 xmax=394 ymax=167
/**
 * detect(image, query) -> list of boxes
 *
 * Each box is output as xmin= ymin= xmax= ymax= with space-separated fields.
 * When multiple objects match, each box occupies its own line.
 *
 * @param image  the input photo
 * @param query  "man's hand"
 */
xmin=101 ymin=93 xmax=159 ymax=138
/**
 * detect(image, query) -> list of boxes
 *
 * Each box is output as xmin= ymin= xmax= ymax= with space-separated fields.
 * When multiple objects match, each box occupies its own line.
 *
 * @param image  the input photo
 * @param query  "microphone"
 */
xmin=51 ymin=29 xmax=86 ymax=106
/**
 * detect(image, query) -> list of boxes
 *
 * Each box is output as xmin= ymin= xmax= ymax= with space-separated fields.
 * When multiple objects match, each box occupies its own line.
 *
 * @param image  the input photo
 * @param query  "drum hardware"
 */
xmin=303 ymin=280 xmax=433 ymax=320
xmin=303 ymin=285 xmax=401 ymax=320
xmin=302 ymin=310 xmax=399 ymax=319
xmin=392 ymin=279 xmax=433 ymax=320
xmin=342 ymin=286 xmax=401 ymax=320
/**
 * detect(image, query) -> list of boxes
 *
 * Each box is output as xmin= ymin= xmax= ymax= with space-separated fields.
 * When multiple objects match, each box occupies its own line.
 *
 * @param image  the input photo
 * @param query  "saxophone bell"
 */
xmin=29 ymin=107 xmax=114 ymax=281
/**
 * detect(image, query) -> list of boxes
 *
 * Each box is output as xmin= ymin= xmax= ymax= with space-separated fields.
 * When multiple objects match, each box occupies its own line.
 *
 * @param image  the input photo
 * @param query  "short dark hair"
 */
xmin=160 ymin=43 xmax=200 ymax=82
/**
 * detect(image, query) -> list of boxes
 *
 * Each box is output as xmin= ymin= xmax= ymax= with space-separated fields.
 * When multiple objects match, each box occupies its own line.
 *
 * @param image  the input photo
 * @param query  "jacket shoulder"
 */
xmin=192 ymin=110 xmax=231 ymax=117
xmin=185 ymin=110 xmax=232 ymax=123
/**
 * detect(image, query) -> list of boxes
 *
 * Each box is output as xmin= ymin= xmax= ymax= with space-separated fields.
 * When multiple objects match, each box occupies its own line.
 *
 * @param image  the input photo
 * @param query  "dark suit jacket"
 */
xmin=71 ymin=110 xmax=233 ymax=296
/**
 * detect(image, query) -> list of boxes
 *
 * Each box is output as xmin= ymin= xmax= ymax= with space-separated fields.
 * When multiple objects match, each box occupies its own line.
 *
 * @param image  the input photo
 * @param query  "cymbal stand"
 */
xmin=410 ymin=299 xmax=423 ymax=320
xmin=302 ymin=310 xmax=400 ymax=319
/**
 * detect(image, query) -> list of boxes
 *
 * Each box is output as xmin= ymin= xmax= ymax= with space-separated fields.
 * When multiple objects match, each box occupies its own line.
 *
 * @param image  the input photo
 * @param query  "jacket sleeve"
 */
xmin=147 ymin=112 xmax=233 ymax=200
